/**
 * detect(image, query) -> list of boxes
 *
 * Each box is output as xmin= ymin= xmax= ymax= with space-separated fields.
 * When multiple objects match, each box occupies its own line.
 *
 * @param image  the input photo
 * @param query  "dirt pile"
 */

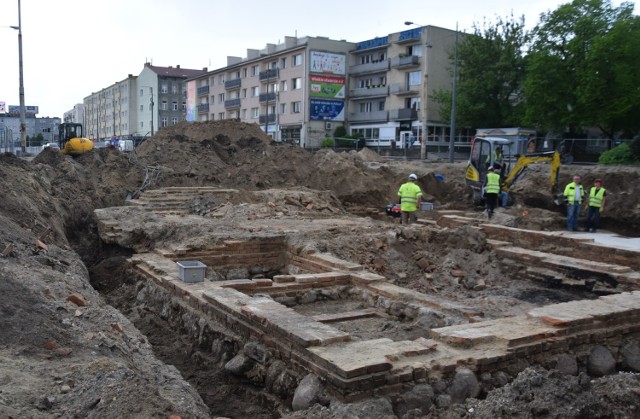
xmin=1 ymin=120 xmax=640 ymax=417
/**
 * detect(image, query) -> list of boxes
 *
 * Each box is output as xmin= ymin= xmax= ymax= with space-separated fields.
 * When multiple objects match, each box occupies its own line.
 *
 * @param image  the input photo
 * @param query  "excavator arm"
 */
xmin=501 ymin=151 xmax=561 ymax=195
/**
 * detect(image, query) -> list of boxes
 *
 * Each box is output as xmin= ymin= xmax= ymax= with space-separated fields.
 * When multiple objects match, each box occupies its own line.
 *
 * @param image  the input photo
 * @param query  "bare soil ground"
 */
xmin=1 ymin=120 xmax=639 ymax=418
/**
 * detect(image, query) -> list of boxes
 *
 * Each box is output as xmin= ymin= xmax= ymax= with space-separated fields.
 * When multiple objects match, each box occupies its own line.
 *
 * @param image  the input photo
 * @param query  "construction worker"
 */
xmin=486 ymin=146 xmax=504 ymax=170
xmin=563 ymin=175 xmax=584 ymax=231
xmin=484 ymin=167 xmax=501 ymax=218
xmin=584 ymin=179 xmax=606 ymax=232
xmin=397 ymin=173 xmax=422 ymax=225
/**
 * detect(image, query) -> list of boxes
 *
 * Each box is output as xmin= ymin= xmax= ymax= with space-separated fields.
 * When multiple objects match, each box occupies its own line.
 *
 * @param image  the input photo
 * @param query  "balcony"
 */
xmin=348 ymin=110 xmax=388 ymax=123
xmin=224 ymin=78 xmax=241 ymax=90
xmin=224 ymin=98 xmax=241 ymax=109
xmin=389 ymin=108 xmax=417 ymax=121
xmin=197 ymin=103 xmax=210 ymax=113
xmin=348 ymin=60 xmax=389 ymax=75
xmin=259 ymin=114 xmax=276 ymax=124
xmin=259 ymin=68 xmax=279 ymax=81
xmin=390 ymin=83 xmax=420 ymax=96
xmin=259 ymin=92 xmax=277 ymax=103
xmin=349 ymin=85 xmax=388 ymax=99
xmin=197 ymin=85 xmax=210 ymax=96
xmin=391 ymin=55 xmax=420 ymax=68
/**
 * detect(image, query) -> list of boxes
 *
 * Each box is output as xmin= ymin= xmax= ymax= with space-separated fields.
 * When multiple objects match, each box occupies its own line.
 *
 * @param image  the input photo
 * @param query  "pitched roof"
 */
xmin=145 ymin=63 xmax=207 ymax=79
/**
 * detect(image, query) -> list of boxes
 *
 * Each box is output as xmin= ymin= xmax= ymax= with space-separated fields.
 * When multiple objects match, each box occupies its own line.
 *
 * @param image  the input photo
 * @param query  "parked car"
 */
xmin=42 ymin=143 xmax=60 ymax=151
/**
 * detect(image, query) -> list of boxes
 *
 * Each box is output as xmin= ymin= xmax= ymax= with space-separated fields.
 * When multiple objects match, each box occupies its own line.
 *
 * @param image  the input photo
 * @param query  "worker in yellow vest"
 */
xmin=484 ymin=167 xmax=501 ymax=218
xmin=397 ymin=173 xmax=423 ymax=225
xmin=563 ymin=175 xmax=585 ymax=231
xmin=584 ymin=179 xmax=606 ymax=232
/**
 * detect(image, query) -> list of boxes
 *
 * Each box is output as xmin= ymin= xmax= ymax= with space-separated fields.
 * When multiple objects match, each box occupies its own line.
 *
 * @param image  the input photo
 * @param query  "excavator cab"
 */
xmin=58 ymin=123 xmax=83 ymax=148
xmin=465 ymin=137 xmax=514 ymax=203
xmin=58 ymin=123 xmax=93 ymax=156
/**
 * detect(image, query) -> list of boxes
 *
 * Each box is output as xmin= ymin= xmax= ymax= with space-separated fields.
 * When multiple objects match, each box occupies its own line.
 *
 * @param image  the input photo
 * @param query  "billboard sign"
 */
xmin=309 ymin=75 xmax=345 ymax=99
xmin=310 ymin=99 xmax=345 ymax=121
xmin=310 ymin=51 xmax=346 ymax=75
xmin=8 ymin=105 xmax=38 ymax=116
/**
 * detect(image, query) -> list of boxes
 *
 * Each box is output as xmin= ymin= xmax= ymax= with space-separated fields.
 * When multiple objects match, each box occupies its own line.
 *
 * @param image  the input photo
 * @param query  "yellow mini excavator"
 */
xmin=465 ymin=136 xmax=561 ymax=206
xmin=58 ymin=123 xmax=94 ymax=156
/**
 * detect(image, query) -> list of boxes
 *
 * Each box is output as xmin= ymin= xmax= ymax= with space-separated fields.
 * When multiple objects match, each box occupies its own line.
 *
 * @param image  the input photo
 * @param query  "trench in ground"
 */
xmin=86 ymin=229 xmax=609 ymax=415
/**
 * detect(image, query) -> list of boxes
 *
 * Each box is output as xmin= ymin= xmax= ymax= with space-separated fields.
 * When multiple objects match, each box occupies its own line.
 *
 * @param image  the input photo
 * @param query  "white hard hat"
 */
xmin=409 ymin=173 xmax=418 ymax=180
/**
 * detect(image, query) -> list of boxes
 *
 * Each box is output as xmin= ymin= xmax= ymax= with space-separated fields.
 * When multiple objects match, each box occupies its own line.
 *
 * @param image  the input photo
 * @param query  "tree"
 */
xmin=524 ymin=0 xmax=639 ymax=137
xmin=433 ymin=14 xmax=528 ymax=129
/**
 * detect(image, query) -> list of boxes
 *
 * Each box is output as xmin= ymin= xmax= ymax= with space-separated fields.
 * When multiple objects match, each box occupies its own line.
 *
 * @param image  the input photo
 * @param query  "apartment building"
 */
xmin=82 ymin=64 xmax=206 ymax=141
xmin=348 ymin=25 xmax=466 ymax=148
xmin=63 ymin=104 xmax=85 ymax=124
xmin=187 ymin=36 xmax=355 ymax=147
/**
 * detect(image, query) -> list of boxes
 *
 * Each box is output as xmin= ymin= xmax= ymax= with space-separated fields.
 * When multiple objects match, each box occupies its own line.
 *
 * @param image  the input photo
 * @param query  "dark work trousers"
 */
xmin=584 ymin=206 xmax=602 ymax=231
xmin=485 ymin=193 xmax=498 ymax=218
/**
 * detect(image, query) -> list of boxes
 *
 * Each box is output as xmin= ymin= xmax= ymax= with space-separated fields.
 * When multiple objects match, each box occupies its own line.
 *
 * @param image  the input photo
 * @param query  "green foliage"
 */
xmin=629 ymin=137 xmax=640 ymax=159
xmin=434 ymin=14 xmax=528 ymax=128
xmin=524 ymin=0 xmax=639 ymax=137
xmin=333 ymin=126 xmax=347 ymax=138
xmin=598 ymin=142 xmax=640 ymax=164
xmin=321 ymin=138 xmax=334 ymax=148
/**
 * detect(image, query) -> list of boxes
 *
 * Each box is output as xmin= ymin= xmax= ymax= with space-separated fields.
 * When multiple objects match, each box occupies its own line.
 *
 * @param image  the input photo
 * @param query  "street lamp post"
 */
xmin=10 ymin=0 xmax=26 ymax=153
xmin=405 ymin=21 xmax=429 ymax=160
xmin=448 ymin=23 xmax=459 ymax=163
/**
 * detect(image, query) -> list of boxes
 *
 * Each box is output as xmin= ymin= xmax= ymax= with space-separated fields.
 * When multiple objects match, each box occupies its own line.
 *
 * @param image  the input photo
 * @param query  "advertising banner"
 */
xmin=8 ymin=105 xmax=38 ymax=115
xmin=309 ymin=75 xmax=345 ymax=99
xmin=310 ymin=99 xmax=345 ymax=121
xmin=310 ymin=51 xmax=346 ymax=75
xmin=186 ymin=80 xmax=197 ymax=121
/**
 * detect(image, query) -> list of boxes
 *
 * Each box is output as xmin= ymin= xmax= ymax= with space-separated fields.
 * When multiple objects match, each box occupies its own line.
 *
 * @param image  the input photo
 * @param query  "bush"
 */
xmin=321 ymin=138 xmax=334 ymax=148
xmin=333 ymin=126 xmax=347 ymax=138
xmin=598 ymin=142 xmax=640 ymax=164
xmin=630 ymin=136 xmax=640 ymax=160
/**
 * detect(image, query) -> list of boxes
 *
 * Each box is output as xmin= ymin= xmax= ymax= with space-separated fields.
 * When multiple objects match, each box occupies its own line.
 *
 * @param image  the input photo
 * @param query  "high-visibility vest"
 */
xmin=398 ymin=182 xmax=423 ymax=212
xmin=563 ymin=182 xmax=584 ymax=204
xmin=589 ymin=187 xmax=606 ymax=208
xmin=485 ymin=172 xmax=501 ymax=194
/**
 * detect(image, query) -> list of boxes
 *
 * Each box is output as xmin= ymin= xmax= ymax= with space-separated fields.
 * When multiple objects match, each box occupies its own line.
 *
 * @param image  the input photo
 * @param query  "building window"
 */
xmin=293 ymin=54 xmax=302 ymax=66
xmin=171 ymin=117 xmax=178 ymax=125
xmin=218 ymin=93 xmax=225 ymax=102
xmin=161 ymin=84 xmax=168 ymax=93
xmin=182 ymin=102 xmax=186 ymax=111
xmin=252 ymin=65 xmax=260 ymax=76
xmin=292 ymin=101 xmax=301 ymax=113
xmin=172 ymin=101 xmax=178 ymax=111
xmin=281 ymin=57 xmax=287 ymax=68
xmin=140 ymin=121 xmax=144 ymax=128
xmin=218 ymin=112 xmax=225 ymax=120
xmin=242 ymin=68 xmax=248 ymax=78
xmin=139 ymin=89 xmax=144 ymax=96
xmin=172 ymin=84 xmax=178 ymax=94
xmin=242 ymin=109 xmax=247 ymax=119
xmin=140 ymin=105 xmax=144 ymax=111
xmin=281 ymin=80 xmax=288 ymax=91
xmin=161 ymin=101 xmax=168 ymax=110
xmin=210 ymin=95 xmax=215 ymax=104
xmin=251 ymin=107 xmax=259 ymax=118
xmin=292 ymin=78 xmax=302 ymax=90
xmin=252 ymin=86 xmax=259 ymax=97
xmin=161 ymin=117 xmax=168 ymax=127
xmin=378 ymin=100 xmax=385 ymax=111
xmin=242 ymin=88 xmax=247 ymax=98
xmin=359 ymin=102 xmax=372 ymax=112
xmin=408 ymin=71 xmax=422 ymax=86
xmin=280 ymin=103 xmax=287 ymax=114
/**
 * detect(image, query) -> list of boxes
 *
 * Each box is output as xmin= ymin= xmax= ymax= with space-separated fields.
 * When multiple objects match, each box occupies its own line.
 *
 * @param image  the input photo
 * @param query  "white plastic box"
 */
xmin=420 ymin=202 xmax=434 ymax=211
xmin=176 ymin=261 xmax=207 ymax=283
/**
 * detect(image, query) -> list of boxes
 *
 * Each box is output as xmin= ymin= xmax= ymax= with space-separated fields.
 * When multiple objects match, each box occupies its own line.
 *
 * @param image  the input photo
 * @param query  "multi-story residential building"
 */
xmin=82 ymin=64 xmax=206 ymax=141
xmin=63 ymin=104 xmax=85 ymax=124
xmin=0 ymin=105 xmax=59 ymax=144
xmin=187 ymin=36 xmax=355 ymax=147
xmin=137 ymin=63 xmax=207 ymax=137
xmin=84 ymin=75 xmax=137 ymax=141
xmin=348 ymin=25 xmax=470 ymax=148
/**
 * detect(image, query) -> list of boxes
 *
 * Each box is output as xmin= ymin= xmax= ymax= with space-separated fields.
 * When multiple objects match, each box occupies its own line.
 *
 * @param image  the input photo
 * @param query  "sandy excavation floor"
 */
xmin=1 ymin=120 xmax=640 ymax=418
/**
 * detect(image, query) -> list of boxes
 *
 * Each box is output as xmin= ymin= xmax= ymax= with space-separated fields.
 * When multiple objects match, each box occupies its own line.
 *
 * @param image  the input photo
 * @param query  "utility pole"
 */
xmin=448 ymin=23 xmax=459 ymax=163
xmin=11 ymin=0 xmax=26 ymax=153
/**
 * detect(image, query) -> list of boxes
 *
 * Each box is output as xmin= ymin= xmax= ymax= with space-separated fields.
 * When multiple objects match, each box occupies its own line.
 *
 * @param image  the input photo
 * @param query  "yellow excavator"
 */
xmin=465 ymin=136 xmax=561 ymax=205
xmin=58 ymin=123 xmax=94 ymax=156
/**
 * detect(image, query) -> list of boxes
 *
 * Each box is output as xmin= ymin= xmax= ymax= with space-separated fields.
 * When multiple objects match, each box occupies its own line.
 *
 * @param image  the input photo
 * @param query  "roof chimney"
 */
xmin=176 ymin=64 xmax=180 ymax=69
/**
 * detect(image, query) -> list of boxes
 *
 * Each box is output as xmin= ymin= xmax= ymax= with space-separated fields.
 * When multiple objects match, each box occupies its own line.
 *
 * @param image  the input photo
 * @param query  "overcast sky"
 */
xmin=0 ymin=0 xmax=635 ymax=119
